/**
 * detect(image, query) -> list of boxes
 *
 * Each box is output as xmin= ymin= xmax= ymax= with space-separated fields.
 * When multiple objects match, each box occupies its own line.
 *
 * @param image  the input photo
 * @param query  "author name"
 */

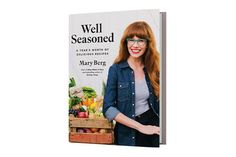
xmin=79 ymin=60 xmax=106 ymax=66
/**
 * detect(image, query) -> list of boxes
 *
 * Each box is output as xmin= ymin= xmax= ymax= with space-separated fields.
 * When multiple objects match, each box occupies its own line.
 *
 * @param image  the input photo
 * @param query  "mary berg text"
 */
xmin=79 ymin=60 xmax=106 ymax=66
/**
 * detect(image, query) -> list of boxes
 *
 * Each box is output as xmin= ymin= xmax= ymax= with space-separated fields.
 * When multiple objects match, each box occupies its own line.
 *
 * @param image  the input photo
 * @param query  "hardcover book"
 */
xmin=69 ymin=9 xmax=166 ymax=147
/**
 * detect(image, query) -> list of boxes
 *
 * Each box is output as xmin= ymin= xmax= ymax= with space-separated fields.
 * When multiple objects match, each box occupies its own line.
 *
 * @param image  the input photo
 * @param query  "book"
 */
xmin=69 ymin=9 xmax=166 ymax=147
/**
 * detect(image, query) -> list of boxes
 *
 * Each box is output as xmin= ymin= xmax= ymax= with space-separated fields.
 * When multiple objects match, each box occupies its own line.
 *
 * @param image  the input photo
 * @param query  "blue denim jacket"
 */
xmin=103 ymin=61 xmax=159 ymax=146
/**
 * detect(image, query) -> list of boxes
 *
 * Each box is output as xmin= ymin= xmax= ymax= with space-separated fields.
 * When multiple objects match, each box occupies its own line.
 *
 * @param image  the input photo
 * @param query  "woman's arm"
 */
xmin=103 ymin=65 xmax=118 ymax=116
xmin=114 ymin=113 xmax=160 ymax=135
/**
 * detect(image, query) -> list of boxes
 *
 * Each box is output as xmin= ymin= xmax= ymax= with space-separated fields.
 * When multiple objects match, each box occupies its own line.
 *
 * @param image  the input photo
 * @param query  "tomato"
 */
xmin=78 ymin=112 xmax=86 ymax=118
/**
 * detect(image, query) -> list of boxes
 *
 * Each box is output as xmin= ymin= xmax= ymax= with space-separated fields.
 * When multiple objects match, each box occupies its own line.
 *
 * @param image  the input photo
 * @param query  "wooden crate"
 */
xmin=69 ymin=117 xmax=114 ymax=144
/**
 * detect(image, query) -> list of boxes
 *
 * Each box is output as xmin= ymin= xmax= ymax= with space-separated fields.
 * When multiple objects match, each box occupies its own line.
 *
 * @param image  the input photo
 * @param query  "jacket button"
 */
xmin=150 ymin=103 xmax=153 ymax=106
xmin=132 ymin=82 xmax=134 ymax=84
xmin=132 ymin=93 xmax=134 ymax=95
xmin=132 ymin=115 xmax=135 ymax=117
xmin=120 ymin=85 xmax=122 ymax=87
xmin=132 ymin=136 xmax=135 ymax=139
xmin=132 ymin=104 xmax=134 ymax=106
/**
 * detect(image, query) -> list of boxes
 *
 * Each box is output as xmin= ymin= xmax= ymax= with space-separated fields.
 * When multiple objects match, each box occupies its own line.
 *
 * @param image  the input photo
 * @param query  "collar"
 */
xmin=118 ymin=61 xmax=147 ymax=71
xmin=118 ymin=61 xmax=130 ymax=68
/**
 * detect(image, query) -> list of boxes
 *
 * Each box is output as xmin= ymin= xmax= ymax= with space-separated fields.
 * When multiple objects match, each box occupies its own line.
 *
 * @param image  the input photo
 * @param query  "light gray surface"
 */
xmin=160 ymin=11 xmax=167 ymax=144
xmin=135 ymin=78 xmax=150 ymax=116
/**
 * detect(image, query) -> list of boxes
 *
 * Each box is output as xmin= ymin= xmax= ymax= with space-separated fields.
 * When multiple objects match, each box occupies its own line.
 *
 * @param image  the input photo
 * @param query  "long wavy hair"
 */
xmin=114 ymin=21 xmax=160 ymax=97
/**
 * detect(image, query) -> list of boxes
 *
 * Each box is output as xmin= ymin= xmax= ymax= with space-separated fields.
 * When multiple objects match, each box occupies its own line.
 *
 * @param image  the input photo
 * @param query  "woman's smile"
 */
xmin=130 ymin=48 xmax=141 ymax=54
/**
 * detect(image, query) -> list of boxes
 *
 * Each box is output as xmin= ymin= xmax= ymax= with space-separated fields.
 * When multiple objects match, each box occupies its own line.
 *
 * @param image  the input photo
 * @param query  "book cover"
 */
xmin=69 ymin=9 xmax=165 ymax=147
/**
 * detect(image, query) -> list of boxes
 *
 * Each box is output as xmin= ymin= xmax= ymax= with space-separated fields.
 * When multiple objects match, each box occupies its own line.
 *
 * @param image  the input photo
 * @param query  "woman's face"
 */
xmin=127 ymin=36 xmax=147 ymax=59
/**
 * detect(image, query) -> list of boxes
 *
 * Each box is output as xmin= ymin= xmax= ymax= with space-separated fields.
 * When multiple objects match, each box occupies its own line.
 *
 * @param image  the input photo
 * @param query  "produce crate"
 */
xmin=69 ymin=117 xmax=114 ymax=144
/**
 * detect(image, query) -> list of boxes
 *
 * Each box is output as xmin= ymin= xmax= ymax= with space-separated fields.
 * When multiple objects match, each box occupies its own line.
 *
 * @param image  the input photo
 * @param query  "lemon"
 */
xmin=89 ymin=102 xmax=97 ymax=109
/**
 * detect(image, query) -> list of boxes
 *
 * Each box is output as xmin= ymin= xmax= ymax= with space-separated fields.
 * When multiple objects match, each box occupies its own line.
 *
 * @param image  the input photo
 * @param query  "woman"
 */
xmin=103 ymin=21 xmax=160 ymax=147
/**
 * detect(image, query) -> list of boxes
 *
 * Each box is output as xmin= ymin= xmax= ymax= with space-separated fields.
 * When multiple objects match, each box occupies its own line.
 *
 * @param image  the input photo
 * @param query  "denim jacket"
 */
xmin=103 ymin=61 xmax=159 ymax=146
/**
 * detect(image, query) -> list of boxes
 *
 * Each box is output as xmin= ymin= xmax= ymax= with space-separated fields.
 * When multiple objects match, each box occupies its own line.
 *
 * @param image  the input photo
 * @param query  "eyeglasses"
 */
xmin=126 ymin=38 xmax=147 ymax=46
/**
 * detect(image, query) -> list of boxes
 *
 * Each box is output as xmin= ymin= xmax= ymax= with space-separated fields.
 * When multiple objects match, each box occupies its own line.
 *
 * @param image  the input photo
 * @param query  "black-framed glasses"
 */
xmin=126 ymin=38 xmax=147 ymax=46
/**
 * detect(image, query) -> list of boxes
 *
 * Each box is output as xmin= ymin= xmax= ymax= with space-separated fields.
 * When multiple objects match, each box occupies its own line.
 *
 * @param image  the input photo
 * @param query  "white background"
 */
xmin=0 ymin=0 xmax=236 ymax=156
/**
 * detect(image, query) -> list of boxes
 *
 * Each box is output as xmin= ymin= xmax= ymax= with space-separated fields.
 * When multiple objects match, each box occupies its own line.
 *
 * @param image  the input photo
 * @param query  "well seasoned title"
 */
xmin=71 ymin=23 xmax=114 ymax=44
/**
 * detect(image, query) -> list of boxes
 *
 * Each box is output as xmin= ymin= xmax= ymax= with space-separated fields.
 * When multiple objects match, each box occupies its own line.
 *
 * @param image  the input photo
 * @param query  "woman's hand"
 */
xmin=137 ymin=124 xmax=160 ymax=135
